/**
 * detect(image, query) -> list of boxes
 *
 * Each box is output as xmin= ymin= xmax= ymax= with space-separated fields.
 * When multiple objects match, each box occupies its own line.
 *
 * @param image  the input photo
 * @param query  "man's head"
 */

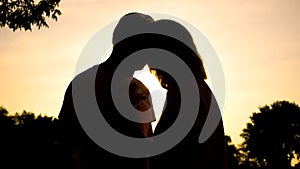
xmin=112 ymin=12 xmax=154 ymax=45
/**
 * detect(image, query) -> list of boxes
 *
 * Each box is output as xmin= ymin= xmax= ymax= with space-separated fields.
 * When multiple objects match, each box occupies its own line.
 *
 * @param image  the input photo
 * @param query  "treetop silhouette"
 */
xmin=240 ymin=100 xmax=300 ymax=169
xmin=0 ymin=0 xmax=61 ymax=31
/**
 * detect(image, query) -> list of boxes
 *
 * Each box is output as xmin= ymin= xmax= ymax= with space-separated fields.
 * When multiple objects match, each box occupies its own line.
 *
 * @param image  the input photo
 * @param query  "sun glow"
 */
xmin=133 ymin=65 xmax=168 ymax=132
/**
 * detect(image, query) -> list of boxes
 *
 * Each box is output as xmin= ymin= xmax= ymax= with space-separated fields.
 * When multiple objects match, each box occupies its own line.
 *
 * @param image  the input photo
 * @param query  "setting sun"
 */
xmin=133 ymin=64 xmax=168 ymax=131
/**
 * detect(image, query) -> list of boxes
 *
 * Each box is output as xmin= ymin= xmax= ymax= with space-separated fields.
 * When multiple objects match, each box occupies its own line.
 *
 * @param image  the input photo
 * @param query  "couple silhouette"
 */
xmin=55 ymin=12 xmax=227 ymax=169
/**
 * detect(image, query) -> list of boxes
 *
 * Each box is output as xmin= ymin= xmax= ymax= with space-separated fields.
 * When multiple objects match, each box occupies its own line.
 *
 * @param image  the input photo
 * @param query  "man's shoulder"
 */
xmin=74 ymin=65 xmax=99 ymax=79
xmin=72 ymin=63 xmax=112 ymax=82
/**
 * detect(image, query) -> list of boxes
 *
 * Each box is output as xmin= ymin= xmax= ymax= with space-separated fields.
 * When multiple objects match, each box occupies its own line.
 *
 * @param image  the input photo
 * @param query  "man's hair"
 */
xmin=112 ymin=12 xmax=154 ymax=45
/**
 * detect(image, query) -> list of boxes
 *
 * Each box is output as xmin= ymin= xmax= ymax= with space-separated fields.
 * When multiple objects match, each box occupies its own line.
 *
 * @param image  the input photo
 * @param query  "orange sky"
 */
xmin=0 ymin=0 xmax=299 ymax=144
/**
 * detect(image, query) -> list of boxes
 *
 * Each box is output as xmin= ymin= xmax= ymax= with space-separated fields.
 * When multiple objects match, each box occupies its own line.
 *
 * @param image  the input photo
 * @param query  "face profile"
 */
xmin=129 ymin=77 xmax=154 ymax=138
xmin=129 ymin=78 xmax=152 ymax=112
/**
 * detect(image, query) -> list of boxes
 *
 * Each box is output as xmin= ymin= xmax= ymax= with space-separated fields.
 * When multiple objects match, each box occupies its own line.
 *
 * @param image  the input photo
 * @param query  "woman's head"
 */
xmin=149 ymin=19 xmax=207 ymax=80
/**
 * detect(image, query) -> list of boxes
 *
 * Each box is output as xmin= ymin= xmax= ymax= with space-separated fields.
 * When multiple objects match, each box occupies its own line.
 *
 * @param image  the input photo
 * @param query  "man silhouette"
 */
xmin=55 ymin=13 xmax=155 ymax=169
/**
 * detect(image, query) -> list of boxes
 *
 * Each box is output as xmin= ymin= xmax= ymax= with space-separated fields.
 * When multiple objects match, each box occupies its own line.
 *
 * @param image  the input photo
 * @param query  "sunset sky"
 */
xmin=0 ymin=0 xmax=299 ymax=144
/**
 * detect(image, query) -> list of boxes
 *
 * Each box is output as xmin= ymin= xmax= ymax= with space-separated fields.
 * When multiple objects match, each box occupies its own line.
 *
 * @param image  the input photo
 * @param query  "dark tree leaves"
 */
xmin=240 ymin=100 xmax=300 ymax=169
xmin=0 ymin=0 xmax=61 ymax=31
xmin=0 ymin=106 xmax=58 ymax=169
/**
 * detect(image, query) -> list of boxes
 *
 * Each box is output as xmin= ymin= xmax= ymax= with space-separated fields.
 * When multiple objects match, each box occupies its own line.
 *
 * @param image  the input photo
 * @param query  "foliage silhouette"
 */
xmin=240 ymin=100 xmax=300 ymax=169
xmin=0 ymin=0 xmax=61 ymax=31
xmin=225 ymin=135 xmax=262 ymax=169
xmin=1 ymin=99 xmax=300 ymax=169
xmin=226 ymin=135 xmax=242 ymax=169
xmin=0 ymin=106 xmax=58 ymax=169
